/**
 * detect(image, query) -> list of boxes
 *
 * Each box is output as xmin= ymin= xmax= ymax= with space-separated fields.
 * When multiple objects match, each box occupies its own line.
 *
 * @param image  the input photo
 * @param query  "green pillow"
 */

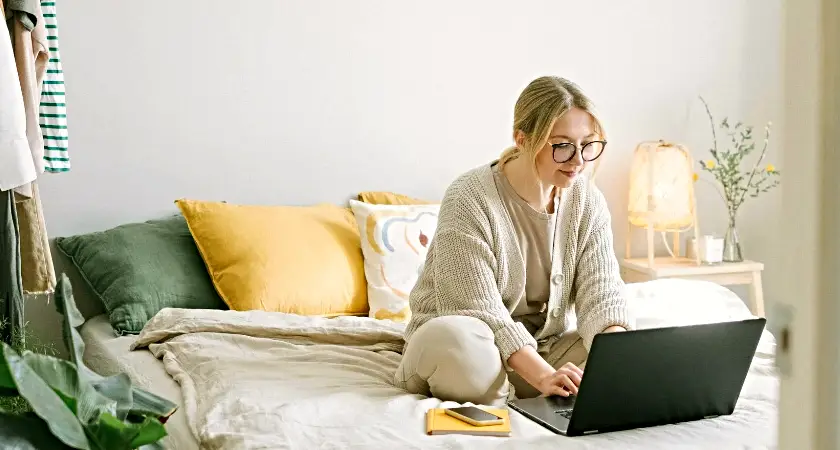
xmin=55 ymin=214 xmax=227 ymax=334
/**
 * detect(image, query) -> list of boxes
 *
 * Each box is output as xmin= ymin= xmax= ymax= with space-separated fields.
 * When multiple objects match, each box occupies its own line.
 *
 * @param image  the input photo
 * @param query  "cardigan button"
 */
xmin=551 ymin=273 xmax=563 ymax=285
xmin=551 ymin=308 xmax=562 ymax=318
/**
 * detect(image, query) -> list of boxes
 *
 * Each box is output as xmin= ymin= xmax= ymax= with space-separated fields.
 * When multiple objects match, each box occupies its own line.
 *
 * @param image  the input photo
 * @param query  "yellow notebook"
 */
xmin=425 ymin=408 xmax=511 ymax=437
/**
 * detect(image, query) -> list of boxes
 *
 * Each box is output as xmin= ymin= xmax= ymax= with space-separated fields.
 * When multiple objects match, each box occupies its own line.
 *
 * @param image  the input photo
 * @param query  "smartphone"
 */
xmin=444 ymin=406 xmax=504 ymax=427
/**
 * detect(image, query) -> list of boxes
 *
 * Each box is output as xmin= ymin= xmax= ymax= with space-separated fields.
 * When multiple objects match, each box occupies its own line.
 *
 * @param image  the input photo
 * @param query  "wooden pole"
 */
xmin=646 ymin=144 xmax=656 ymax=267
xmin=673 ymin=232 xmax=680 ymax=258
xmin=626 ymin=222 xmax=632 ymax=259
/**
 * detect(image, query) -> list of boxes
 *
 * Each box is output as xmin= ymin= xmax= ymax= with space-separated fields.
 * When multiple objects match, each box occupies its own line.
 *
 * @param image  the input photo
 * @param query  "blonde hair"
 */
xmin=499 ymin=76 xmax=606 ymax=178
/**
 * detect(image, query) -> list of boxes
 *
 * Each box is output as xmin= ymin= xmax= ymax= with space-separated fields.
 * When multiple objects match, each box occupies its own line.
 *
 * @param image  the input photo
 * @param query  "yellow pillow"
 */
xmin=176 ymin=199 xmax=368 ymax=317
xmin=357 ymin=191 xmax=436 ymax=206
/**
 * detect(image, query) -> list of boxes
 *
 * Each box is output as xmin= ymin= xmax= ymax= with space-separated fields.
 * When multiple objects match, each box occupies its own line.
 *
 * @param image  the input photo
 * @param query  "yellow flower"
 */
xmin=692 ymin=173 xmax=699 ymax=182
xmin=766 ymin=164 xmax=775 ymax=172
xmin=704 ymin=160 xmax=716 ymax=169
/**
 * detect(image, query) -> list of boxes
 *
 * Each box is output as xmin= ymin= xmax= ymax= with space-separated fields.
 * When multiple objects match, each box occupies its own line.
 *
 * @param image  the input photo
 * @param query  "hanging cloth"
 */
xmin=6 ymin=0 xmax=49 ymax=198
xmin=0 ymin=189 xmax=24 ymax=348
xmin=0 ymin=0 xmax=25 ymax=350
xmin=0 ymin=1 xmax=36 ymax=192
xmin=15 ymin=184 xmax=54 ymax=294
xmin=38 ymin=0 xmax=69 ymax=172
xmin=6 ymin=0 xmax=56 ymax=294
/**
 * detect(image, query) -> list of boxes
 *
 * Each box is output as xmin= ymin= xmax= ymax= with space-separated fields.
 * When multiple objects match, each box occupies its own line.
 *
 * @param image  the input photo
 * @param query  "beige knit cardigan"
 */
xmin=404 ymin=163 xmax=633 ymax=364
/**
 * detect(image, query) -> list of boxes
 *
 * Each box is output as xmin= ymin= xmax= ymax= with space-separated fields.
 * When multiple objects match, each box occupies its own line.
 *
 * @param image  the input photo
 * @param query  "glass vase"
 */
xmin=722 ymin=216 xmax=743 ymax=262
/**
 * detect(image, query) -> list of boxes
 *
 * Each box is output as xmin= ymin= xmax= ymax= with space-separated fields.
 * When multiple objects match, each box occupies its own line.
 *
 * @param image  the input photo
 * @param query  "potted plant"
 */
xmin=0 ymin=274 xmax=176 ymax=449
xmin=696 ymin=97 xmax=781 ymax=262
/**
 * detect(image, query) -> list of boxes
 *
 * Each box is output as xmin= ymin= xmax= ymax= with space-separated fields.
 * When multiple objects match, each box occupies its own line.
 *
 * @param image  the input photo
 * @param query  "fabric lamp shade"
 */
xmin=627 ymin=141 xmax=696 ymax=232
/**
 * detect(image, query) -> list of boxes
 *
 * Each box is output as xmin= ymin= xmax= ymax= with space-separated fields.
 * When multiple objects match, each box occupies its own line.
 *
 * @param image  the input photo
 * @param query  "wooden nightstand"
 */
xmin=619 ymin=257 xmax=765 ymax=317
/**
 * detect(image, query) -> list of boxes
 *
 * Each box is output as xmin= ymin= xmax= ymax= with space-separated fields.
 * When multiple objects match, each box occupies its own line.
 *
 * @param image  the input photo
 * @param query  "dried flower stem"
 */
xmin=699 ymin=96 xmax=721 ymax=165
xmin=736 ymin=124 xmax=771 ymax=209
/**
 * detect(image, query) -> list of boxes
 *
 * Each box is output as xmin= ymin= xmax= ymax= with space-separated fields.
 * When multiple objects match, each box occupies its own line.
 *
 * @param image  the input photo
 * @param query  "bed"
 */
xmin=69 ymin=266 xmax=779 ymax=449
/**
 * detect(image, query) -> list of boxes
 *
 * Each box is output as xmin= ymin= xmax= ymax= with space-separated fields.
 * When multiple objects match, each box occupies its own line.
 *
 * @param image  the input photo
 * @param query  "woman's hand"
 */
xmin=535 ymin=362 xmax=584 ymax=397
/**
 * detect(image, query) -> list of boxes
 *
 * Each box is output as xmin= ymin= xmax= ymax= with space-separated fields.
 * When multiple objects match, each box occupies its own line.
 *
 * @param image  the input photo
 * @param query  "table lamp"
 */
xmin=626 ymin=140 xmax=701 ymax=267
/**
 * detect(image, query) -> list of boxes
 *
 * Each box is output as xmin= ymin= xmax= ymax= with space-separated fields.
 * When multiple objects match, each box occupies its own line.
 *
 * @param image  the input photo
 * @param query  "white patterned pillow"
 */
xmin=349 ymin=200 xmax=440 ymax=322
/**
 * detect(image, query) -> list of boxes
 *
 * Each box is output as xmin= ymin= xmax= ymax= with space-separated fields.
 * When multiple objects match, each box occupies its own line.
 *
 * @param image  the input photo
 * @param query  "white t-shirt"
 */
xmin=0 ymin=22 xmax=36 ymax=191
xmin=492 ymin=162 xmax=558 ymax=336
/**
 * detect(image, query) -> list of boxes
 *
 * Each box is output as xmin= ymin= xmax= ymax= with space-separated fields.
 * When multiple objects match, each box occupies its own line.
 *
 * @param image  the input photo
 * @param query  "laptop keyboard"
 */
xmin=555 ymin=409 xmax=573 ymax=419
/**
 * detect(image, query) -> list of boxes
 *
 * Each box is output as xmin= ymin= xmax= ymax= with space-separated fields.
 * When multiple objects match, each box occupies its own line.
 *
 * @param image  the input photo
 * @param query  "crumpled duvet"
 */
xmin=132 ymin=305 xmax=778 ymax=450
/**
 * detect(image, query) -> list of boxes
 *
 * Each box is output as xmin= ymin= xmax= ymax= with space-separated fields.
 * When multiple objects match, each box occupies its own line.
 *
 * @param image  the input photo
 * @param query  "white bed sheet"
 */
xmin=132 ymin=299 xmax=779 ymax=450
xmin=80 ymin=315 xmax=199 ymax=450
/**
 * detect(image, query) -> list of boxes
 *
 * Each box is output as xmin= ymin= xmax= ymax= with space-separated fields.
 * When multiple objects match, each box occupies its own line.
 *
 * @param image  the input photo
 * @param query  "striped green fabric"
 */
xmin=39 ymin=0 xmax=70 ymax=172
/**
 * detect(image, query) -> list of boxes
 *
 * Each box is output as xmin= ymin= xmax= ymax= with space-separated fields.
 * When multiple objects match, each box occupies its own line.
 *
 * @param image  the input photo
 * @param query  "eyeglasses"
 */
xmin=550 ymin=141 xmax=607 ymax=163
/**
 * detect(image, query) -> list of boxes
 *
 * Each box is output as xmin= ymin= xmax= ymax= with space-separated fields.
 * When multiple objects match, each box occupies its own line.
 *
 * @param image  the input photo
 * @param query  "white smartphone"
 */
xmin=444 ymin=406 xmax=504 ymax=427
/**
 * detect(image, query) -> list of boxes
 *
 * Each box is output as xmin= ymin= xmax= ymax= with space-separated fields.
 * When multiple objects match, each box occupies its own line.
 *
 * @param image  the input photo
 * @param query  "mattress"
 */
xmin=131 ymin=304 xmax=779 ymax=449
xmin=81 ymin=279 xmax=778 ymax=449
xmin=80 ymin=315 xmax=199 ymax=450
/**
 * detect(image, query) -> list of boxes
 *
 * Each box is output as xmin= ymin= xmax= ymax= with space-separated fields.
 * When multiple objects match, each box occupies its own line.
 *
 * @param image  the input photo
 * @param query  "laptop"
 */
xmin=508 ymin=318 xmax=766 ymax=436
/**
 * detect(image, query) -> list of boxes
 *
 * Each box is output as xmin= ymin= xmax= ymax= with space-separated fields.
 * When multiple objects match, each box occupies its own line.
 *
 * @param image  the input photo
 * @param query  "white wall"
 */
xmin=30 ymin=1 xmax=782 ymax=342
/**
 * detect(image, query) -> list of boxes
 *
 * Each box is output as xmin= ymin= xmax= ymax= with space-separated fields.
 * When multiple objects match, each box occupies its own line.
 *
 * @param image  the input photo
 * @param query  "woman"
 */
xmin=395 ymin=76 xmax=633 ymax=407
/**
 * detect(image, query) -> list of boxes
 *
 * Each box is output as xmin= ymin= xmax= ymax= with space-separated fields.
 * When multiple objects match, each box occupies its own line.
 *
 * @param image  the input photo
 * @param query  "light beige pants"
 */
xmin=395 ymin=315 xmax=587 ymax=406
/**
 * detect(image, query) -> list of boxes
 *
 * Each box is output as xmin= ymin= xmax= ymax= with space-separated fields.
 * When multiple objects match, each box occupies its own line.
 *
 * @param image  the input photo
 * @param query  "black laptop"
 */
xmin=508 ymin=318 xmax=766 ymax=436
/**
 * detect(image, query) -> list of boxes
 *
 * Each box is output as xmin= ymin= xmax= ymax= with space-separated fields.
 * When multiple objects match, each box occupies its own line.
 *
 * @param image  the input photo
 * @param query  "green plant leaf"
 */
xmin=90 ymin=373 xmax=133 ymax=421
xmin=85 ymin=412 xmax=167 ymax=450
xmin=129 ymin=387 xmax=178 ymax=420
xmin=0 ymin=412 xmax=75 ymax=449
xmin=22 ymin=351 xmax=79 ymax=413
xmin=128 ymin=416 xmax=168 ymax=447
xmin=20 ymin=350 xmax=122 ymax=426
xmin=0 ymin=351 xmax=14 ymax=391
xmin=85 ymin=412 xmax=136 ymax=450
xmin=76 ymin=380 xmax=119 ymax=426
xmin=53 ymin=274 xmax=88 ymax=372
xmin=54 ymin=274 xmax=178 ymax=421
xmin=1 ymin=343 xmax=90 ymax=449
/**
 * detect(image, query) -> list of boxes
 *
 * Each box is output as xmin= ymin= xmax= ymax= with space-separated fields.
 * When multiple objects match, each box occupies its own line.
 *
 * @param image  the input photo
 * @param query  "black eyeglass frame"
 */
xmin=549 ymin=140 xmax=608 ymax=164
